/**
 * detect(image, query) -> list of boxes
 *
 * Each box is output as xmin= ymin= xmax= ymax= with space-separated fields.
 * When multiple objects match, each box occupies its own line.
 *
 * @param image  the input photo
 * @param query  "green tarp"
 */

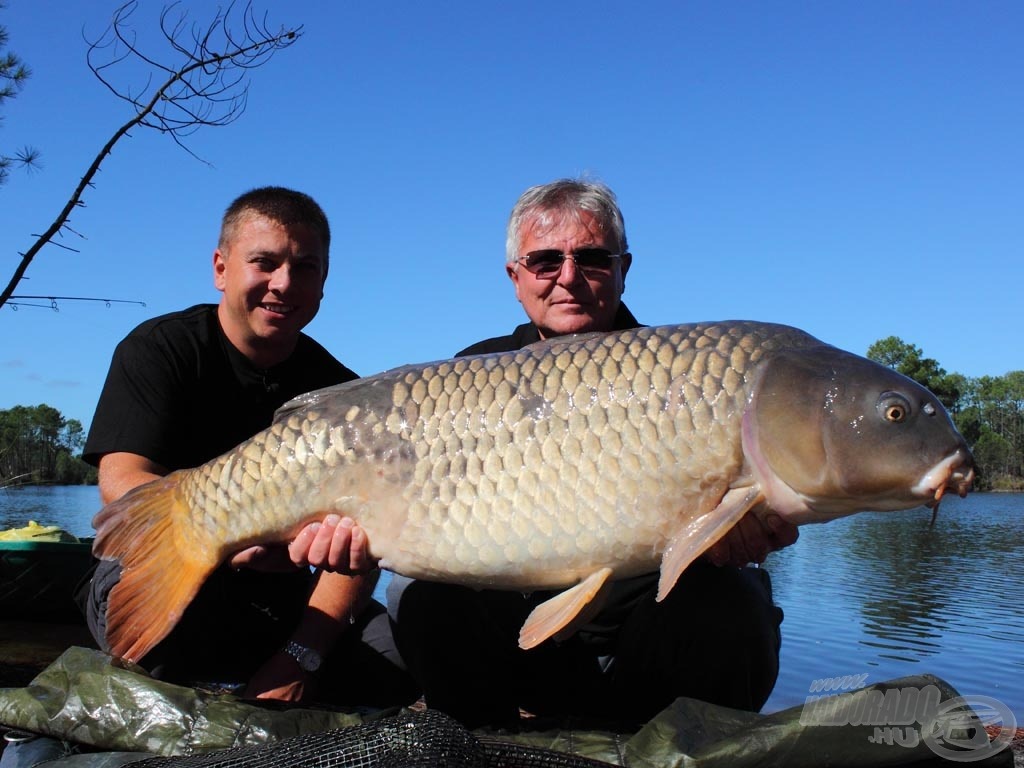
xmin=0 ymin=647 xmax=1013 ymax=767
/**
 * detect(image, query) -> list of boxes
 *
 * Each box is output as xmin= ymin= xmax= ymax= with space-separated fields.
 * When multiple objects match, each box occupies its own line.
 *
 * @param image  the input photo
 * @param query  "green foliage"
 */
xmin=0 ymin=4 xmax=40 ymax=185
xmin=866 ymin=336 xmax=961 ymax=410
xmin=867 ymin=336 xmax=1024 ymax=491
xmin=0 ymin=404 xmax=95 ymax=486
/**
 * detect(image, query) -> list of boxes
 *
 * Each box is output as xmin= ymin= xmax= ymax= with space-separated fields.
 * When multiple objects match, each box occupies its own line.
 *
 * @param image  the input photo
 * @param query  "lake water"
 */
xmin=2 ymin=486 xmax=1022 ymax=721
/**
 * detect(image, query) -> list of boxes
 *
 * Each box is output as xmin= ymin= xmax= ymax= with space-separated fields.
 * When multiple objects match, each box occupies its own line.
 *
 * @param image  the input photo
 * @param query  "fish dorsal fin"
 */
xmin=657 ymin=486 xmax=764 ymax=601
xmin=518 ymin=567 xmax=614 ymax=650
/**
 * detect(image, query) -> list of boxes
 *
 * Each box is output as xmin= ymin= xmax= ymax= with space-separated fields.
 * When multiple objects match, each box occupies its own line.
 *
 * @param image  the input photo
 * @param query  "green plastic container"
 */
xmin=0 ymin=539 xmax=95 ymax=624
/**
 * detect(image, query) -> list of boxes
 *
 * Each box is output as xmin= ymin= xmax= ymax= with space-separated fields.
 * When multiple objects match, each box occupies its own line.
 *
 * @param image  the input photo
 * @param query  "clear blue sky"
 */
xmin=1 ymin=1 xmax=1021 ymax=435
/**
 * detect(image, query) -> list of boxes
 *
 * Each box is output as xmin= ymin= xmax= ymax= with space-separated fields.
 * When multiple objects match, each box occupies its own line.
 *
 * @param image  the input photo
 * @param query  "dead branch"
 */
xmin=1 ymin=0 xmax=301 ymax=310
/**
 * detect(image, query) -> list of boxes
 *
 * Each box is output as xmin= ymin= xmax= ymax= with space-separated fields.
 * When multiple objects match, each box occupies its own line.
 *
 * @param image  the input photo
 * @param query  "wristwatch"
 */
xmin=283 ymin=640 xmax=322 ymax=672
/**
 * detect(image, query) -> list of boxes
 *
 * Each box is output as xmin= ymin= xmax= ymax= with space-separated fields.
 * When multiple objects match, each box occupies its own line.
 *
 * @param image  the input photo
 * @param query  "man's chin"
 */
xmin=544 ymin=312 xmax=603 ymax=337
xmin=257 ymin=308 xmax=310 ymax=332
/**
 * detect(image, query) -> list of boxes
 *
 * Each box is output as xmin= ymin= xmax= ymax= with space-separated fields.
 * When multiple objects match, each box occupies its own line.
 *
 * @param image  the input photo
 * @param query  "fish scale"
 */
xmin=176 ymin=324 xmax=798 ymax=582
xmin=92 ymin=321 xmax=975 ymax=661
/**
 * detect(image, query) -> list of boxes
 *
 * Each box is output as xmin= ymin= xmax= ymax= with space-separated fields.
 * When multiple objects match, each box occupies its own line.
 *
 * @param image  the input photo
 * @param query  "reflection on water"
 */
xmin=763 ymin=492 xmax=1024 ymax=720
xmin=0 ymin=485 xmax=100 ymax=537
xmin=3 ymin=486 xmax=1022 ymax=720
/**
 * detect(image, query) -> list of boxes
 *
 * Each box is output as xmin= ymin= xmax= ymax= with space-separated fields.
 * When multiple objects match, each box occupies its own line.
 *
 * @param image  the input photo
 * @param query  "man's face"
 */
xmin=508 ymin=210 xmax=631 ymax=339
xmin=213 ymin=213 xmax=326 ymax=364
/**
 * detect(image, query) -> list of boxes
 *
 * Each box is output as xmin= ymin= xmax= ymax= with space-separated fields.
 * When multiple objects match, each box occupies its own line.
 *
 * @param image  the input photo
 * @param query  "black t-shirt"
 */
xmin=84 ymin=303 xmax=357 ymax=470
xmin=81 ymin=304 xmax=357 ymax=677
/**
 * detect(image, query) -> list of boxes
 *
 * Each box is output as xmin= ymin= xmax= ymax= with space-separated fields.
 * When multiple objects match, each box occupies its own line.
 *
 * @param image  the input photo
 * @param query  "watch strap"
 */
xmin=283 ymin=640 xmax=322 ymax=672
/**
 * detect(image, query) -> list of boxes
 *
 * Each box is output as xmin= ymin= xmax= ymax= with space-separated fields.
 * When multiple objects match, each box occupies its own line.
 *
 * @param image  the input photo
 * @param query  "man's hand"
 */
xmin=288 ymin=515 xmax=376 ymax=574
xmin=705 ymin=513 xmax=799 ymax=568
xmin=227 ymin=543 xmax=302 ymax=572
xmin=228 ymin=515 xmax=374 ymax=573
xmin=243 ymin=650 xmax=313 ymax=702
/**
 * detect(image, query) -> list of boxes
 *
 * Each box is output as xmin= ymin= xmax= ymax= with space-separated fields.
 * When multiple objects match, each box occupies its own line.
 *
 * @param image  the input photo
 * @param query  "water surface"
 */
xmin=762 ymin=492 xmax=1023 ymax=720
xmin=0 ymin=485 xmax=100 ymax=537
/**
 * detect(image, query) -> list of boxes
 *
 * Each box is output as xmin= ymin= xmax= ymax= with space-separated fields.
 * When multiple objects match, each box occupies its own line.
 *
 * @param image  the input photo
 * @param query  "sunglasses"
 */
xmin=517 ymin=248 xmax=624 ymax=279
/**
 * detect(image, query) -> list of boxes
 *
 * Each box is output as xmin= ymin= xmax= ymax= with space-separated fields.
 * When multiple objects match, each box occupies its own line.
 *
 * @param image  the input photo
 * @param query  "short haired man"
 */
xmin=80 ymin=186 xmax=415 ymax=708
xmin=387 ymin=178 xmax=796 ymax=729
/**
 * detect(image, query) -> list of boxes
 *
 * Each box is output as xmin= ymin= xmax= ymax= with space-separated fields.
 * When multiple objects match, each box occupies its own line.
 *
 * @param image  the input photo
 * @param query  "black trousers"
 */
xmin=389 ymin=562 xmax=783 ymax=730
xmin=80 ymin=560 xmax=418 ymax=709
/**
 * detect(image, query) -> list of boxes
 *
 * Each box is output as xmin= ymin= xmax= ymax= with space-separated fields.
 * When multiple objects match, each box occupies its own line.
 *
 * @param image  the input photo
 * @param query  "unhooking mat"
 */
xmin=0 ymin=647 xmax=1015 ymax=767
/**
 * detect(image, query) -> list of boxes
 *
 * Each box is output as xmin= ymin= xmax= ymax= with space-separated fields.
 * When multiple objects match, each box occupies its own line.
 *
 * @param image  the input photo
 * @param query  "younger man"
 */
xmin=82 ymin=186 xmax=415 ymax=708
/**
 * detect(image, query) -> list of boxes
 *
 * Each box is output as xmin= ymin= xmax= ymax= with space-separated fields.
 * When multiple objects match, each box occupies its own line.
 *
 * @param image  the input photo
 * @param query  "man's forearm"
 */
xmin=290 ymin=569 xmax=380 ymax=653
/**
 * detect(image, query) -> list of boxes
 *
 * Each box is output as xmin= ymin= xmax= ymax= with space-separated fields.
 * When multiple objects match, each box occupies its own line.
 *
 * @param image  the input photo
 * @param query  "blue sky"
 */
xmin=1 ymin=1 xmax=1021 ymax=435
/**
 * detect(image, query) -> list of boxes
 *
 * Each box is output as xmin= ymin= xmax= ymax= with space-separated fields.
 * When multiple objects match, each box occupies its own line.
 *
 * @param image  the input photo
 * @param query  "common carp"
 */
xmin=92 ymin=321 xmax=974 ymax=662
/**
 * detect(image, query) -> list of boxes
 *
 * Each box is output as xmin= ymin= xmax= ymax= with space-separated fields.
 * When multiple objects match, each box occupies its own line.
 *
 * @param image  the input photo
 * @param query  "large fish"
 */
xmin=93 ymin=321 xmax=974 ymax=662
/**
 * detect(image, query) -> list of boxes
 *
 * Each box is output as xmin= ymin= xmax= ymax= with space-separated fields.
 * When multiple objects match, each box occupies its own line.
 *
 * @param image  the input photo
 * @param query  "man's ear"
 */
xmin=213 ymin=249 xmax=227 ymax=291
xmin=618 ymin=252 xmax=632 ymax=294
xmin=507 ymin=263 xmax=523 ymax=303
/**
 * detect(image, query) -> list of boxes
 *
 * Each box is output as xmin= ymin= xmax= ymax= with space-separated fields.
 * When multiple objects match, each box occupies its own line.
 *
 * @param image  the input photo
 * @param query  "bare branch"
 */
xmin=1 ymin=1 xmax=301 ymax=311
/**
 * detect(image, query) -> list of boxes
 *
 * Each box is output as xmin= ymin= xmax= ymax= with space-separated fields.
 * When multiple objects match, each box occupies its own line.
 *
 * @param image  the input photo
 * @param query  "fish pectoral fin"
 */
xmin=657 ymin=486 xmax=764 ymax=602
xmin=518 ymin=567 xmax=614 ymax=650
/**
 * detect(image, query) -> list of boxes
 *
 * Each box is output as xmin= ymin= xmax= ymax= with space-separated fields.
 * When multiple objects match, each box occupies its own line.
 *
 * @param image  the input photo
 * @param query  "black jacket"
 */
xmin=456 ymin=303 xmax=642 ymax=357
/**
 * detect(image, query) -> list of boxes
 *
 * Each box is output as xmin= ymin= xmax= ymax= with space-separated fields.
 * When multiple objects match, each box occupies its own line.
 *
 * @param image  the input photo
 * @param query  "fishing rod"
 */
xmin=5 ymin=295 xmax=146 ymax=311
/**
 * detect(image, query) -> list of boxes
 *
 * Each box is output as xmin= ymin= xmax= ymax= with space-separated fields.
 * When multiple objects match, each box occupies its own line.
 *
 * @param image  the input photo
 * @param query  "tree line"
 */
xmin=867 ymin=337 xmax=1023 ymax=491
xmin=0 ymin=405 xmax=95 ymax=486
xmin=1 ymin=336 xmax=1020 ymax=491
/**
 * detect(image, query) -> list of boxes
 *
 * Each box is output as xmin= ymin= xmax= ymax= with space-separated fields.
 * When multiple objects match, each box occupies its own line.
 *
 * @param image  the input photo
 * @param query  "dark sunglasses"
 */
xmin=517 ymin=248 xmax=624 ymax=279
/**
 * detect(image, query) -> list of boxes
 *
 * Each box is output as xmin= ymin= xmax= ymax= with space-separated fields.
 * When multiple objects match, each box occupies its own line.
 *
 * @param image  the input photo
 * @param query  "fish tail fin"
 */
xmin=92 ymin=473 xmax=218 ymax=663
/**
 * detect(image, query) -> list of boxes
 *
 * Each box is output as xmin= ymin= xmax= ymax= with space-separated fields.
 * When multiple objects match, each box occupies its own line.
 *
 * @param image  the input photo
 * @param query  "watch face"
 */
xmin=298 ymin=648 xmax=321 ymax=672
xmin=286 ymin=642 xmax=322 ymax=672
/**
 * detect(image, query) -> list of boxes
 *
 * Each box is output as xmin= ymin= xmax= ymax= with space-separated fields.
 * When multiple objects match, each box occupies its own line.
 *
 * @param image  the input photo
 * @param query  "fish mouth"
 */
xmin=918 ymin=448 xmax=975 ymax=511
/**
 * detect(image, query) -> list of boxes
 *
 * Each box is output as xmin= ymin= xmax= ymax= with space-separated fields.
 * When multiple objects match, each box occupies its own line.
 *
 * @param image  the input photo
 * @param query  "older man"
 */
xmin=387 ymin=178 xmax=796 ymax=729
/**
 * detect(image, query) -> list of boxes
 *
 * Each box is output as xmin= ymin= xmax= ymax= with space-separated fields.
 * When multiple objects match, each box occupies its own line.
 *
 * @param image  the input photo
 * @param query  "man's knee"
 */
xmin=79 ymin=560 xmax=122 ymax=653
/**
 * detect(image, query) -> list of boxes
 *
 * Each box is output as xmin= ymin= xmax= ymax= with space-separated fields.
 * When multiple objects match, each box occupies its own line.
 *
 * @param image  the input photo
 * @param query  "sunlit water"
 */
xmin=761 ymin=492 xmax=1024 ymax=721
xmin=3 ymin=486 xmax=1022 ymax=720
xmin=0 ymin=485 xmax=101 ymax=537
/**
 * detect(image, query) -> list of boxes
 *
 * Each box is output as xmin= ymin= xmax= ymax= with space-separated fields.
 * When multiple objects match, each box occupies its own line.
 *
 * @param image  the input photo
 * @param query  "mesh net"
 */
xmin=122 ymin=709 xmax=618 ymax=768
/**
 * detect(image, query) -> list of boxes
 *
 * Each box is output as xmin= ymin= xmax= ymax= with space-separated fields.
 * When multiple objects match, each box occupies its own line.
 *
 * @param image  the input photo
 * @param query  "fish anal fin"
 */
xmin=657 ymin=486 xmax=764 ymax=602
xmin=518 ymin=567 xmax=614 ymax=650
xmin=93 ymin=474 xmax=218 ymax=663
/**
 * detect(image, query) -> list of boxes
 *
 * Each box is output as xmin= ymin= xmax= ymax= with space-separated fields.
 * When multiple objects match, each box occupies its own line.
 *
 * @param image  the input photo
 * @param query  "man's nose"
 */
xmin=269 ymin=264 xmax=292 ymax=291
xmin=554 ymin=254 xmax=583 ymax=285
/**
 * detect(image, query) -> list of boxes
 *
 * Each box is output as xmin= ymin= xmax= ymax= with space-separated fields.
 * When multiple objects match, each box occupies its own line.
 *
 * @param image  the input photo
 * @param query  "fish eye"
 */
xmin=877 ymin=392 xmax=911 ymax=423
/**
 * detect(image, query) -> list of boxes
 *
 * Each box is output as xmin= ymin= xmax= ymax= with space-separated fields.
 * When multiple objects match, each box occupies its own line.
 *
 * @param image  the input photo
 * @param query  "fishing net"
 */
xmin=120 ymin=708 xmax=618 ymax=768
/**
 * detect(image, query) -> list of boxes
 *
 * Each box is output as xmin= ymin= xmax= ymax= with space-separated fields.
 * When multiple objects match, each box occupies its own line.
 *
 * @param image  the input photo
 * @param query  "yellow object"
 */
xmin=0 ymin=520 xmax=79 ymax=543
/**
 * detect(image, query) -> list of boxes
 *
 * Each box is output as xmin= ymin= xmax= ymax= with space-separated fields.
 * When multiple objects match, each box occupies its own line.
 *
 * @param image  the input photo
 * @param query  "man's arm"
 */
xmin=243 ymin=569 xmax=378 ymax=701
xmin=97 ymin=452 xmax=169 ymax=505
xmin=239 ymin=517 xmax=377 ymax=702
xmin=705 ymin=513 xmax=799 ymax=567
